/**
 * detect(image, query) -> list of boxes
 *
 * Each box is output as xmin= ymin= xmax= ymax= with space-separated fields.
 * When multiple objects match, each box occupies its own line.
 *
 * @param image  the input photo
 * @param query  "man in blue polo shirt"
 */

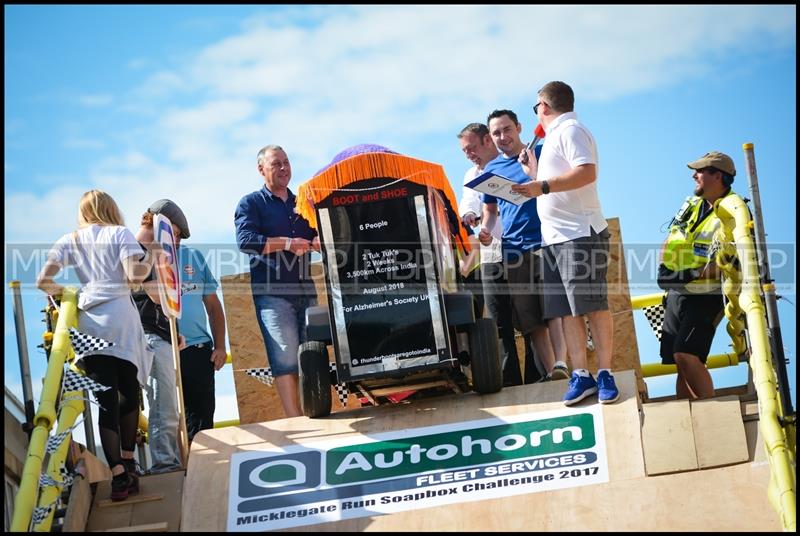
xmin=235 ymin=145 xmax=320 ymax=417
xmin=479 ymin=109 xmax=569 ymax=383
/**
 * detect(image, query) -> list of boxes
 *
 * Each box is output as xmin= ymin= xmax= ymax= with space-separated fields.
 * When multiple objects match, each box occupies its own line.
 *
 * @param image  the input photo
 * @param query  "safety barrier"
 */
xmin=10 ymin=288 xmax=80 ymax=532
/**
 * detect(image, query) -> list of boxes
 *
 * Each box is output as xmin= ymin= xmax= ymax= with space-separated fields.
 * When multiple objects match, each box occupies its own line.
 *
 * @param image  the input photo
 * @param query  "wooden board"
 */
xmin=221 ymin=269 xmax=360 ymax=425
xmin=641 ymin=400 xmax=698 ymax=475
xmin=93 ymin=521 xmax=168 ymax=532
xmin=584 ymin=218 xmax=645 ymax=394
xmin=691 ymin=395 xmax=749 ymax=469
xmin=86 ymin=471 xmax=184 ymax=532
xmin=183 ymin=371 xmax=651 ymax=531
xmin=62 ymin=476 xmax=93 ymax=532
xmin=74 ymin=447 xmax=113 ymax=484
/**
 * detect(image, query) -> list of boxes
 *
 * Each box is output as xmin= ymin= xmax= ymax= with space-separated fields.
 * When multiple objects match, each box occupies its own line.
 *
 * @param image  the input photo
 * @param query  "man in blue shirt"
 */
xmin=235 ymin=145 xmax=320 ymax=417
xmin=177 ymin=241 xmax=227 ymax=441
xmin=479 ymin=110 xmax=569 ymax=382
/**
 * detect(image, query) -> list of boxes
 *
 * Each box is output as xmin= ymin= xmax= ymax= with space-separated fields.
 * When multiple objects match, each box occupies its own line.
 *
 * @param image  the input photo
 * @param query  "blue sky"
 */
xmin=5 ymin=5 xmax=796 ymax=430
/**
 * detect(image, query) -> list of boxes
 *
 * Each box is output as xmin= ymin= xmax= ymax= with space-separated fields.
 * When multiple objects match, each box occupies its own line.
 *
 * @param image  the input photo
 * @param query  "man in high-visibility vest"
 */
xmin=657 ymin=151 xmax=741 ymax=399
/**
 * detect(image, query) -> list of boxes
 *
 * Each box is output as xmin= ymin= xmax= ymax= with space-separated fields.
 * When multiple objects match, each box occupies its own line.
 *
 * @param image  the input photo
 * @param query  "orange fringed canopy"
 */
xmin=296 ymin=151 xmax=471 ymax=254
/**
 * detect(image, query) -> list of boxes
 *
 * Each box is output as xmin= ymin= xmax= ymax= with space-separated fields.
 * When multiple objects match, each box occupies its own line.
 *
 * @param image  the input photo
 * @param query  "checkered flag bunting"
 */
xmin=46 ymin=430 xmax=72 ymax=454
xmin=68 ymin=328 xmax=114 ymax=358
xmin=45 ymin=419 xmax=84 ymax=454
xmin=62 ymin=368 xmax=110 ymax=393
xmin=331 ymin=362 xmax=348 ymax=407
xmin=31 ymin=502 xmax=55 ymax=526
xmin=585 ymin=319 xmax=595 ymax=352
xmin=643 ymin=304 xmax=665 ymax=341
xmin=38 ymin=473 xmax=59 ymax=488
xmin=246 ymin=367 xmax=274 ymax=387
xmin=38 ymin=465 xmax=75 ymax=489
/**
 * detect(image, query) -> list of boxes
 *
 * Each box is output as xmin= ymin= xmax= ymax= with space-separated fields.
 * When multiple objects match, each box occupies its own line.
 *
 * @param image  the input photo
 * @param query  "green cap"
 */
xmin=687 ymin=151 xmax=736 ymax=177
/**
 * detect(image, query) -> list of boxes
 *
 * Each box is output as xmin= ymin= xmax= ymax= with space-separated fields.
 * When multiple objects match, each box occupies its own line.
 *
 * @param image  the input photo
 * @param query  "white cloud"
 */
xmin=78 ymin=94 xmax=114 ymax=108
xmin=6 ymin=5 xmax=795 ymax=248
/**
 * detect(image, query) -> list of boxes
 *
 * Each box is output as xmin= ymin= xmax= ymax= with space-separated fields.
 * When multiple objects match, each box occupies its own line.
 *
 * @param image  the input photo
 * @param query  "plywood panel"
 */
xmin=293 ymin=461 xmax=777 ymax=532
xmin=220 ymin=273 xmax=285 ymax=424
xmin=129 ymin=471 xmax=184 ymax=532
xmin=86 ymin=480 xmax=134 ymax=532
xmin=221 ymin=272 xmax=359 ymax=424
xmin=183 ymin=371 xmax=649 ymax=531
xmin=86 ymin=471 xmax=184 ymax=532
xmin=94 ymin=522 xmax=169 ymax=532
xmin=691 ymin=395 xmax=749 ymax=469
xmin=63 ymin=476 xmax=92 ymax=532
xmin=641 ymin=400 xmax=698 ymax=475
xmin=584 ymin=218 xmax=644 ymax=395
xmin=75 ymin=448 xmax=113 ymax=484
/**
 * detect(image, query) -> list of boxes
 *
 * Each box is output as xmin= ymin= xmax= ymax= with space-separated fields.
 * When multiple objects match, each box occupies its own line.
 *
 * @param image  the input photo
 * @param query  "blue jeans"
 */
xmin=145 ymin=333 xmax=181 ymax=473
xmin=253 ymin=294 xmax=315 ymax=376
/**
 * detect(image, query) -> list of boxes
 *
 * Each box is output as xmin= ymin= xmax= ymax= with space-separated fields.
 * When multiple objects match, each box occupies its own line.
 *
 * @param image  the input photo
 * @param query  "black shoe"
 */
xmin=110 ymin=472 xmax=133 ymax=501
xmin=120 ymin=459 xmax=140 ymax=495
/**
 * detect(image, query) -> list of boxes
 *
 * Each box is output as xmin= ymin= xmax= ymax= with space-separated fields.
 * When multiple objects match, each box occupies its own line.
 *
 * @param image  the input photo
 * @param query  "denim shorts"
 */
xmin=252 ymin=294 xmax=316 ymax=376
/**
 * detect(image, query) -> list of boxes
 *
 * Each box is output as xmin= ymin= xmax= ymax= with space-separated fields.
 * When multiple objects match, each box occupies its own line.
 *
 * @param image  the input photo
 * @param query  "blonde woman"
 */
xmin=37 ymin=190 xmax=155 ymax=501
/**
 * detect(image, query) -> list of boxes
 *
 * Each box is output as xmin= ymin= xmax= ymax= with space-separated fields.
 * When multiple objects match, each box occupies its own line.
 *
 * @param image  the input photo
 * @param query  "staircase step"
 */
xmin=97 ymin=493 xmax=164 ymax=508
xmin=92 ymin=521 xmax=168 ymax=532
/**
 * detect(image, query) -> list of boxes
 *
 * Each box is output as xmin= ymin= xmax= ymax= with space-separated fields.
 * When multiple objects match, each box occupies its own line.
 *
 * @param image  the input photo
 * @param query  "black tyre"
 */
xmin=299 ymin=341 xmax=332 ymax=417
xmin=468 ymin=317 xmax=502 ymax=394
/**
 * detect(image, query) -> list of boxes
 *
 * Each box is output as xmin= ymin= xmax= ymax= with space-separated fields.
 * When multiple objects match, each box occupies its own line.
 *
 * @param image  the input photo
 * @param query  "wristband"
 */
xmin=541 ymin=180 xmax=550 ymax=195
xmin=284 ymin=237 xmax=292 ymax=251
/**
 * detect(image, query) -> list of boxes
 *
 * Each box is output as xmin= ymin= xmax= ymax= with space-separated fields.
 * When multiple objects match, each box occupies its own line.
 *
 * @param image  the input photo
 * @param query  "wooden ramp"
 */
xmin=181 ymin=370 xmax=779 ymax=531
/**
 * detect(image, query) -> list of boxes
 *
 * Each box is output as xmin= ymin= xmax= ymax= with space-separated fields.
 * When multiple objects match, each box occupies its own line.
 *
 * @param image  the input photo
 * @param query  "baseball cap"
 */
xmin=687 ymin=151 xmax=736 ymax=177
xmin=148 ymin=199 xmax=190 ymax=239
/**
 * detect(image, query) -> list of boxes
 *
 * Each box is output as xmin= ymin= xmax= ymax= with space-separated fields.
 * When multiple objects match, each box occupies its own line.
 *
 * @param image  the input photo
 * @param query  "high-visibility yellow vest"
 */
xmin=661 ymin=190 xmax=737 ymax=293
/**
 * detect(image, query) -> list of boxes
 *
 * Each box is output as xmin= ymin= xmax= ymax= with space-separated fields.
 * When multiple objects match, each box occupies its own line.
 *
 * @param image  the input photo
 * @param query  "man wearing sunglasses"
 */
xmin=656 ymin=151 xmax=740 ymax=399
xmin=512 ymin=81 xmax=617 ymax=406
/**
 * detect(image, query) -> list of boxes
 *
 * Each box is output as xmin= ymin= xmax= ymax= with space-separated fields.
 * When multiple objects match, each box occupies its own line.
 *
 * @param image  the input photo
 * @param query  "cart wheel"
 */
xmin=468 ymin=318 xmax=502 ymax=394
xmin=299 ymin=341 xmax=332 ymax=417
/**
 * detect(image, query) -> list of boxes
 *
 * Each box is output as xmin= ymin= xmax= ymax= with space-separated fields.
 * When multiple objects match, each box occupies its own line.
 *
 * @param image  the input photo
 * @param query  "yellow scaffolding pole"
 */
xmin=715 ymin=189 xmax=795 ymax=531
xmin=10 ymin=288 xmax=78 ymax=532
xmin=32 ymin=385 xmax=85 ymax=532
xmin=641 ymin=352 xmax=740 ymax=378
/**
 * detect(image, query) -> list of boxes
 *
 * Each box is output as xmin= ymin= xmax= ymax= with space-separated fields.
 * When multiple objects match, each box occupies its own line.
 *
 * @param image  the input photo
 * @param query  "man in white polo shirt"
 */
xmin=511 ymin=81 xmax=618 ymax=405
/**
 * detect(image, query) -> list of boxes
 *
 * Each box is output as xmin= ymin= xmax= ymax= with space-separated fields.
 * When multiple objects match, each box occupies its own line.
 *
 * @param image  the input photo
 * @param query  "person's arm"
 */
xmin=459 ymin=169 xmax=483 ymax=227
xmin=657 ymin=263 xmax=701 ymax=291
xmin=123 ymin=246 xmax=154 ymax=286
xmin=235 ymin=195 xmax=310 ymax=256
xmin=37 ymin=259 xmax=64 ymax=297
xmin=202 ymin=292 xmax=228 ymax=371
xmin=510 ymin=163 xmax=596 ymax=198
xmin=479 ymin=202 xmax=499 ymax=246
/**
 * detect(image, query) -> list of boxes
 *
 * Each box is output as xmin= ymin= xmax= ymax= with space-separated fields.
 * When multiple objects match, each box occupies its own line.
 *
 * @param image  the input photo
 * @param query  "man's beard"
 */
xmin=694 ymin=185 xmax=704 ymax=196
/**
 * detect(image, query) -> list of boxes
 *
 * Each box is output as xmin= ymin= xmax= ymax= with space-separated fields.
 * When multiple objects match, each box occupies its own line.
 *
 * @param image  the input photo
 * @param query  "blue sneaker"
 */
xmin=563 ymin=373 xmax=597 ymax=406
xmin=597 ymin=370 xmax=620 ymax=404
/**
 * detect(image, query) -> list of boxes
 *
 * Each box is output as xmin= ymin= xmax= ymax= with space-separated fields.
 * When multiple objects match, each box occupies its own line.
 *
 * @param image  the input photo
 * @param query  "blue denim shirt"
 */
xmin=234 ymin=184 xmax=317 ymax=296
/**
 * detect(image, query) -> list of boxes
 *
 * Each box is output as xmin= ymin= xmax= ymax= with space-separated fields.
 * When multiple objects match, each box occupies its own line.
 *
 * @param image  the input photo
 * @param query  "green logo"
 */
xmin=326 ymin=414 xmax=594 ymax=485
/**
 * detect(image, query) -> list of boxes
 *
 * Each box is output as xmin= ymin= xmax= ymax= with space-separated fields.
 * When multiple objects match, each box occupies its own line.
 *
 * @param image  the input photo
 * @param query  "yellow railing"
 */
xmin=631 ymin=190 xmax=796 ymax=530
xmin=631 ymin=292 xmax=742 ymax=379
xmin=10 ymin=288 xmax=79 ymax=532
xmin=715 ymin=192 xmax=795 ymax=531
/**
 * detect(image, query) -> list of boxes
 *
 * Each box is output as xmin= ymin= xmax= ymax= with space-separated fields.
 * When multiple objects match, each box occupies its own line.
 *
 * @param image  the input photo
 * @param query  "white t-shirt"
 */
xmin=47 ymin=224 xmax=153 ymax=385
xmin=459 ymin=165 xmax=503 ymax=264
xmin=536 ymin=111 xmax=608 ymax=245
xmin=49 ymin=225 xmax=144 ymax=310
